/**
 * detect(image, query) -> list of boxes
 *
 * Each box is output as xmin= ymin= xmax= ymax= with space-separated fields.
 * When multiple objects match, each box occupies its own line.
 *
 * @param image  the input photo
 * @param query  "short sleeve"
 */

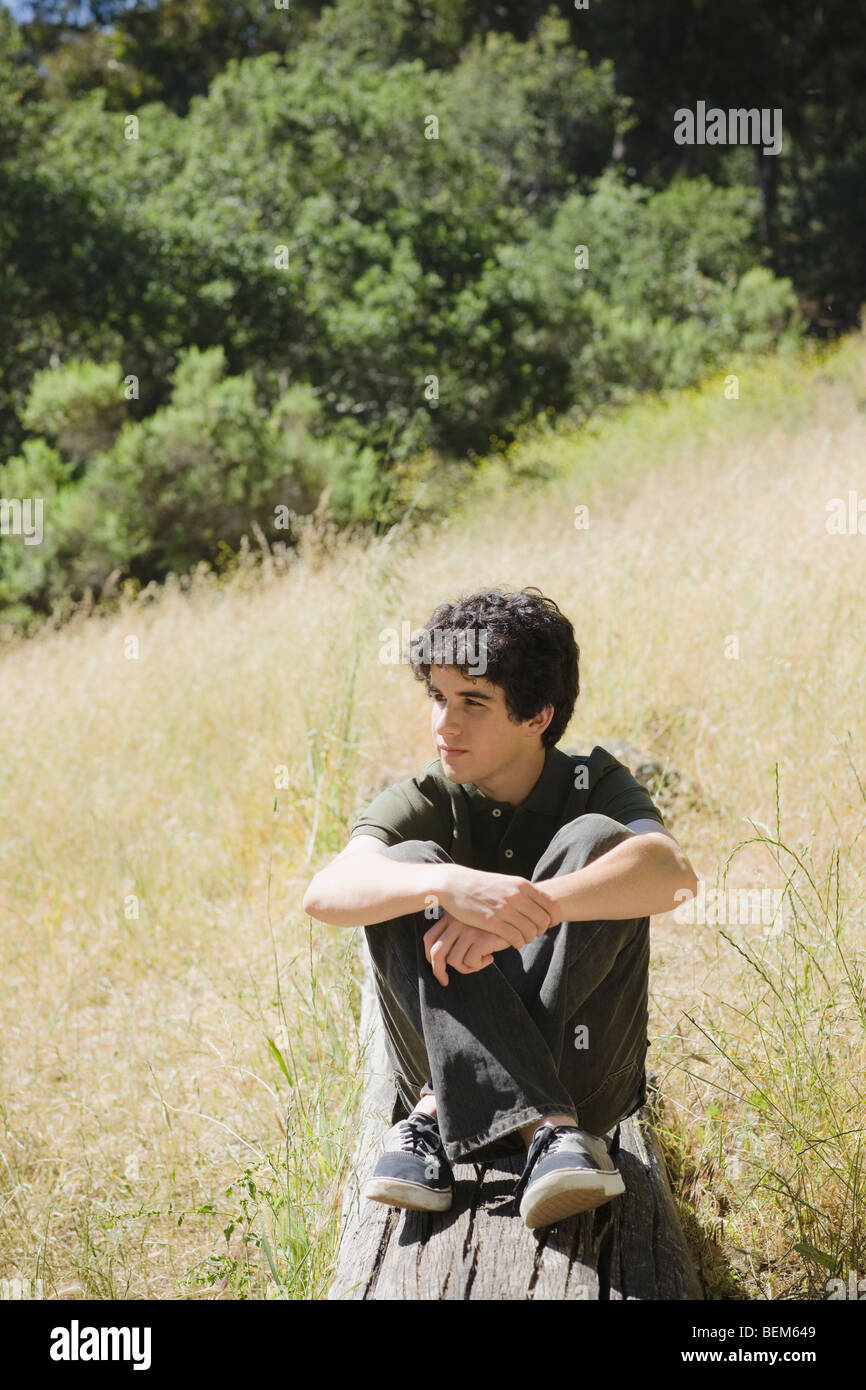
xmin=585 ymin=748 xmax=666 ymax=828
xmin=349 ymin=775 xmax=448 ymax=848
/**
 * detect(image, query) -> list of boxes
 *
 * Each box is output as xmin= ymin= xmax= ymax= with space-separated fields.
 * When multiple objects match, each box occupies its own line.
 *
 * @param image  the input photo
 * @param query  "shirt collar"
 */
xmin=462 ymin=744 xmax=575 ymax=816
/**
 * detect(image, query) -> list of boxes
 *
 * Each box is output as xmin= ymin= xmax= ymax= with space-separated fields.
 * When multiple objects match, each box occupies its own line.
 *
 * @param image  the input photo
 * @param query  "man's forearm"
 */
xmin=540 ymin=834 xmax=698 ymax=924
xmin=302 ymin=854 xmax=449 ymax=928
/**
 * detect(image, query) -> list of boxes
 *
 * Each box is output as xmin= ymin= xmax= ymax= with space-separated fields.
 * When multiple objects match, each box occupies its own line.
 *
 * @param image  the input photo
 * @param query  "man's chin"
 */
xmin=438 ymin=753 xmax=471 ymax=781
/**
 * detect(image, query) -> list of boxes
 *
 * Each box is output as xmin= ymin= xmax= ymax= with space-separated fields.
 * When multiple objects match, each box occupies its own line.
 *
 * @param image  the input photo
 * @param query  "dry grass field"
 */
xmin=1 ymin=331 xmax=864 ymax=1299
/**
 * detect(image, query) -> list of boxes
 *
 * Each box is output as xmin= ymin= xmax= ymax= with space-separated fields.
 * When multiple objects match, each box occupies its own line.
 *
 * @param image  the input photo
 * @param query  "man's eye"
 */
xmin=427 ymin=692 xmax=482 ymax=708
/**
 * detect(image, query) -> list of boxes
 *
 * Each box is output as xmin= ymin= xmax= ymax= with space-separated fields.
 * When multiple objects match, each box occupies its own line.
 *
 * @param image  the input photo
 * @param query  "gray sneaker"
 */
xmin=363 ymin=1111 xmax=453 ymax=1212
xmin=513 ymin=1123 xmax=625 ymax=1229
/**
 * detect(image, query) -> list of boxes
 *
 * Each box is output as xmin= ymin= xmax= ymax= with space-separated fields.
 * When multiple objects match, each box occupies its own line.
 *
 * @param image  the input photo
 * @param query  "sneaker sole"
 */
xmin=363 ymin=1177 xmax=453 ymax=1212
xmin=519 ymin=1169 xmax=625 ymax=1229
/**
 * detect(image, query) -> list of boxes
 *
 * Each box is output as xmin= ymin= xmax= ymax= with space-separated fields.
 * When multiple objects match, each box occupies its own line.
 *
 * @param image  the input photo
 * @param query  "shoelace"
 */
xmin=512 ymin=1124 xmax=580 ymax=1201
xmin=394 ymin=1115 xmax=445 ymax=1161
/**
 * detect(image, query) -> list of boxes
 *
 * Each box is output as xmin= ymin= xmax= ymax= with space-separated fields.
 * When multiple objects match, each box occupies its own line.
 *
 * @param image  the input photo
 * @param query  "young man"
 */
xmin=302 ymin=587 xmax=697 ymax=1230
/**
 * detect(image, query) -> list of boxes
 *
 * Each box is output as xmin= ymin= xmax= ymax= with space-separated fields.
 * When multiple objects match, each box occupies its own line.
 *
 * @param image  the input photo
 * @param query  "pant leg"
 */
xmin=498 ymin=813 xmax=651 ymax=1140
xmin=364 ymin=816 xmax=650 ymax=1162
xmin=364 ymin=839 xmax=578 ymax=1162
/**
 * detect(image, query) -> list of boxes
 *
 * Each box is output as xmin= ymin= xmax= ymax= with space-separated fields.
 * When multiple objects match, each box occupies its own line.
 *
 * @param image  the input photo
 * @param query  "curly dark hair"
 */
xmin=407 ymin=587 xmax=579 ymax=749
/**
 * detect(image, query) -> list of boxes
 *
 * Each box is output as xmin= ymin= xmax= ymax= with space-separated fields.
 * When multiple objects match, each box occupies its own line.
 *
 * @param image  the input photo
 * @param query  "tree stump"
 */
xmin=328 ymin=945 xmax=704 ymax=1301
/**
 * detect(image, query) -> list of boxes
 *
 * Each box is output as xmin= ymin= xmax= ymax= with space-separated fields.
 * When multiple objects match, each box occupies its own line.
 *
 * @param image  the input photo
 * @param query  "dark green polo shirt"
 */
xmin=348 ymin=744 xmax=665 ymax=877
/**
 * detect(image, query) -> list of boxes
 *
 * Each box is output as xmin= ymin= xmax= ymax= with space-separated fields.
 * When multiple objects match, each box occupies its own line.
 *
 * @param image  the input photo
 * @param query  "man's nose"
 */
xmin=434 ymin=704 xmax=460 ymax=734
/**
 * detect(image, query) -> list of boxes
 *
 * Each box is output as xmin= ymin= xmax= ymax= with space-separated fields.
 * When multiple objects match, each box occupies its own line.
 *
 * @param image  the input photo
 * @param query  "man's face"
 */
xmin=426 ymin=663 xmax=550 ymax=783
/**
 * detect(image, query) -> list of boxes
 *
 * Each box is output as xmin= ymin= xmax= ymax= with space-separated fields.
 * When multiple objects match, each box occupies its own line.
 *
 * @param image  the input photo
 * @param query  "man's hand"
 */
xmin=423 ymin=914 xmax=512 ymax=986
xmin=434 ymin=864 xmax=562 ymax=948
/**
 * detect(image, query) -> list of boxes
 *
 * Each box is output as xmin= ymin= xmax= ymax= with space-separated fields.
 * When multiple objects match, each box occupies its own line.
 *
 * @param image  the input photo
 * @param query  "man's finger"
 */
xmin=527 ymin=883 xmax=563 ymax=927
xmin=423 ymin=913 xmax=452 ymax=963
xmin=462 ymin=939 xmax=494 ymax=971
xmin=470 ymin=917 xmax=527 ymax=950
xmin=505 ymin=905 xmax=546 ymax=944
xmin=494 ymin=889 xmax=559 ymax=944
xmin=429 ymin=922 xmax=463 ymax=984
xmin=480 ymin=908 xmax=540 ymax=947
xmin=444 ymin=933 xmax=475 ymax=974
xmin=509 ymin=890 xmax=556 ymax=937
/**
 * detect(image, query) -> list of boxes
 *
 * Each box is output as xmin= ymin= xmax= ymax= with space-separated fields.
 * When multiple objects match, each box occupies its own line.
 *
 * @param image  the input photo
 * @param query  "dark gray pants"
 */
xmin=363 ymin=813 xmax=651 ymax=1163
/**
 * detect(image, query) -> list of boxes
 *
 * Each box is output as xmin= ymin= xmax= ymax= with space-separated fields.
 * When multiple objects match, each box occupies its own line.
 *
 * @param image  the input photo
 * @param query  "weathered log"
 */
xmin=328 ymin=945 xmax=704 ymax=1301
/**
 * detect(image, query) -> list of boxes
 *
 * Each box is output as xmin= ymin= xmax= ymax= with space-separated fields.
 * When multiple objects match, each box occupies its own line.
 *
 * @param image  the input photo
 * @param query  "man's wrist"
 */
xmin=535 ymin=882 xmax=566 ymax=930
xmin=421 ymin=861 xmax=453 ymax=915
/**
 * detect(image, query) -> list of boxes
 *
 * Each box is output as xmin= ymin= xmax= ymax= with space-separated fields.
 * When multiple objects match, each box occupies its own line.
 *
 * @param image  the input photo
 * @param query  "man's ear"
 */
xmin=527 ymin=703 xmax=555 ymax=738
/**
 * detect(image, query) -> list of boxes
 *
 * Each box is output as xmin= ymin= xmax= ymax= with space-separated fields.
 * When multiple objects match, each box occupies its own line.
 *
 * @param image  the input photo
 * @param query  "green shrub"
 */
xmin=21 ymin=358 xmax=129 ymax=464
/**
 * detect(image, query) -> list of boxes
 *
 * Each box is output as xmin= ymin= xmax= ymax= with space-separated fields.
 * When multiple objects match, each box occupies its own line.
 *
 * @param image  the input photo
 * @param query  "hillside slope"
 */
xmin=1 ymin=333 xmax=864 ymax=1299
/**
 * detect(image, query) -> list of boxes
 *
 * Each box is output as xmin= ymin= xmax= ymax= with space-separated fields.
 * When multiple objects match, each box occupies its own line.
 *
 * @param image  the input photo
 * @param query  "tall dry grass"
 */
xmin=1 ymin=332 xmax=864 ymax=1298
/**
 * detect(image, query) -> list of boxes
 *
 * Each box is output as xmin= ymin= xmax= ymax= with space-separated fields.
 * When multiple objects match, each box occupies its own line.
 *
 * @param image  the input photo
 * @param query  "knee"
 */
xmin=363 ymin=840 xmax=452 ymax=941
xmin=565 ymin=812 xmax=634 ymax=835
xmin=535 ymin=814 xmax=635 ymax=875
xmin=378 ymin=838 xmax=453 ymax=865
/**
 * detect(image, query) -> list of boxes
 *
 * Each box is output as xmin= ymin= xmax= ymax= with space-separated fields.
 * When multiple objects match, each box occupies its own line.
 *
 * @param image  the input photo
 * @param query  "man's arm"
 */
xmin=302 ymin=836 xmax=549 ymax=948
xmin=537 ymin=823 xmax=699 ymax=924
xmin=302 ymin=835 xmax=445 ymax=928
